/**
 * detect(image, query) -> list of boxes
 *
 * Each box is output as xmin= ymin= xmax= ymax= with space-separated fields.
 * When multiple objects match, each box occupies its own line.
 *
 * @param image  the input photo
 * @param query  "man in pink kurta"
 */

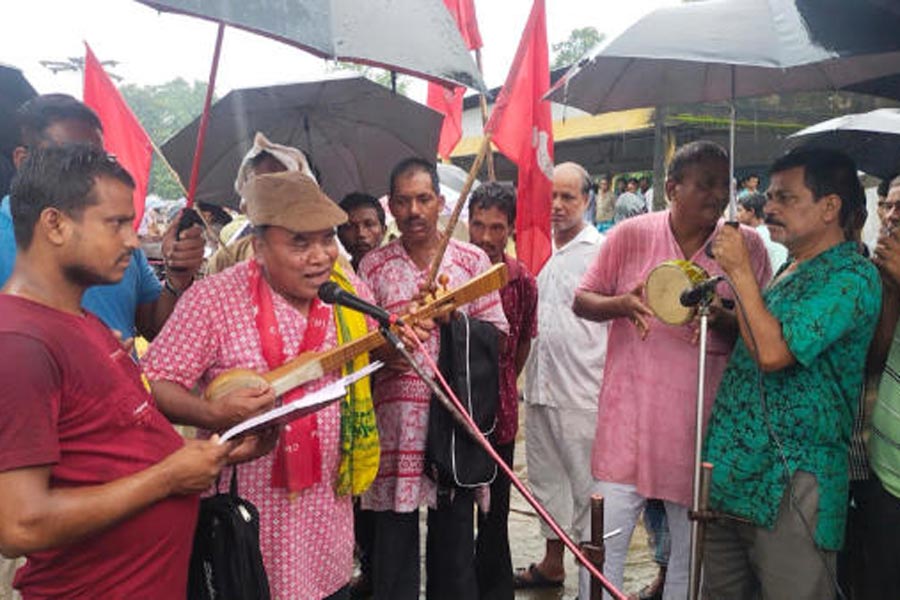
xmin=358 ymin=238 xmax=506 ymax=514
xmin=145 ymin=172 xmax=370 ymax=600
xmin=574 ymin=142 xmax=771 ymax=600
xmin=358 ymin=158 xmax=507 ymax=599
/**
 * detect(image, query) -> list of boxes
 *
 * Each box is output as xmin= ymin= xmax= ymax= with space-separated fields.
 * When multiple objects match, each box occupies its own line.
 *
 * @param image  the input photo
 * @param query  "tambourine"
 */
xmin=645 ymin=260 xmax=708 ymax=325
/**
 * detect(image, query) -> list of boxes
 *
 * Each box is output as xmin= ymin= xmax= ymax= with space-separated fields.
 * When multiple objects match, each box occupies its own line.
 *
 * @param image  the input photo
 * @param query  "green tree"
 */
xmin=120 ymin=79 xmax=210 ymax=199
xmin=326 ymin=62 xmax=410 ymax=96
xmin=551 ymin=27 xmax=604 ymax=70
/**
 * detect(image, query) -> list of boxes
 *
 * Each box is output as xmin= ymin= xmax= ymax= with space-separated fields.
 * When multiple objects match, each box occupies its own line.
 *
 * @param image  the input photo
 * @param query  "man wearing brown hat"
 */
xmin=144 ymin=171 xmax=381 ymax=600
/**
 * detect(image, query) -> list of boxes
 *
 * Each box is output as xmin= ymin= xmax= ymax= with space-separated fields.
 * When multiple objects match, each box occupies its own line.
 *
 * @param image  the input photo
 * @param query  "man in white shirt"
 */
xmin=737 ymin=191 xmax=788 ymax=273
xmin=514 ymin=162 xmax=608 ymax=590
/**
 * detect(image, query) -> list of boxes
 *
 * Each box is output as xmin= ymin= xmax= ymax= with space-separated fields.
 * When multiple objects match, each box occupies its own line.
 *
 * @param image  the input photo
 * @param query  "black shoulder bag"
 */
xmin=187 ymin=465 xmax=271 ymax=600
xmin=425 ymin=313 xmax=500 ymax=489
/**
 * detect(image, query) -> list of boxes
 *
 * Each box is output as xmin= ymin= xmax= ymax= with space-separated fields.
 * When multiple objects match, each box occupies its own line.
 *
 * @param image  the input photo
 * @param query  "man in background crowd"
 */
xmin=0 ymin=93 xmax=204 ymax=341
xmin=468 ymin=182 xmax=538 ymax=599
xmin=338 ymin=192 xmax=386 ymax=272
xmin=736 ymin=191 xmax=788 ymax=273
xmin=515 ymin=162 xmax=607 ymax=592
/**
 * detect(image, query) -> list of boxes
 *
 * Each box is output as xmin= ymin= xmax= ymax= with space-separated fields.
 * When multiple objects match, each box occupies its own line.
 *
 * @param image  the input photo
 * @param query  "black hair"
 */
xmin=769 ymin=147 xmax=866 ymax=230
xmin=250 ymin=150 xmax=279 ymax=170
xmin=197 ymin=201 xmax=233 ymax=227
xmin=389 ymin=157 xmax=439 ymax=197
xmin=667 ymin=141 xmax=728 ymax=183
xmin=738 ymin=191 xmax=767 ymax=219
xmin=10 ymin=144 xmax=134 ymax=249
xmin=16 ymin=94 xmax=103 ymax=149
xmin=878 ymin=176 xmax=896 ymax=199
xmin=468 ymin=182 xmax=517 ymax=226
xmin=339 ymin=192 xmax=386 ymax=227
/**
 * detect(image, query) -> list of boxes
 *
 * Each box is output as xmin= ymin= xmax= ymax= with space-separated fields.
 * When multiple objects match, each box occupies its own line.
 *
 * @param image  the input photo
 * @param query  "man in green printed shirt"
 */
xmin=702 ymin=148 xmax=881 ymax=600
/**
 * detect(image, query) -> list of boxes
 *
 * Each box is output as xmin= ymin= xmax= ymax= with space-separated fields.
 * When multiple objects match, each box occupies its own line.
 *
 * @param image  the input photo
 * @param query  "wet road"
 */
xmin=507 ymin=417 xmax=657 ymax=600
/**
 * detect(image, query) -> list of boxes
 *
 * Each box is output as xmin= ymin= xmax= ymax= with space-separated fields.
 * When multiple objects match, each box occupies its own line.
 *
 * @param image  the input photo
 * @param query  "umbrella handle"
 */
xmin=424 ymin=134 xmax=492 ymax=290
xmin=186 ymin=22 xmax=226 ymax=209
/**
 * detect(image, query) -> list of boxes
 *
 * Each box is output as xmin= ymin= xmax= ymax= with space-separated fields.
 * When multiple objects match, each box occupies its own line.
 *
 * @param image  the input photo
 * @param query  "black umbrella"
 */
xmin=135 ymin=0 xmax=485 ymax=91
xmin=0 ymin=64 xmax=36 ymax=197
xmin=134 ymin=0 xmax=484 ymax=208
xmin=161 ymin=77 xmax=442 ymax=209
xmin=787 ymin=108 xmax=900 ymax=179
xmin=547 ymin=0 xmax=900 ymax=113
xmin=546 ymin=0 xmax=900 ymax=215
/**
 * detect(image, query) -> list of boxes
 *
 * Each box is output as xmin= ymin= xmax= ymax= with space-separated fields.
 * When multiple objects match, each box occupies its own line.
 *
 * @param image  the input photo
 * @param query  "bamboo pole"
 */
xmin=474 ymin=48 xmax=496 ymax=182
xmin=424 ymin=134 xmax=492 ymax=290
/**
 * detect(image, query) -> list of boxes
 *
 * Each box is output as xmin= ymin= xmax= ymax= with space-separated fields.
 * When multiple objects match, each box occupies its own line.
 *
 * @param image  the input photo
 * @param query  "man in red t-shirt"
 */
xmin=0 ymin=145 xmax=270 ymax=599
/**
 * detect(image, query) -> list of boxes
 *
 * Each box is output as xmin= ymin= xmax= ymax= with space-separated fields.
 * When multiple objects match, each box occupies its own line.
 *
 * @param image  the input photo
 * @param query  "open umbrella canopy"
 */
xmin=0 ymin=64 xmax=36 ymax=196
xmin=546 ymin=0 xmax=900 ymax=112
xmin=161 ymin=77 xmax=442 ymax=208
xmin=787 ymin=108 xmax=900 ymax=179
xmin=136 ymin=0 xmax=486 ymax=91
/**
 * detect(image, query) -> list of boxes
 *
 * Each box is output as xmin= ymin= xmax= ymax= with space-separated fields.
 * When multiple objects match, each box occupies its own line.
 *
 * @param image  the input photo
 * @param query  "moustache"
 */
xmin=402 ymin=217 xmax=428 ymax=228
xmin=765 ymin=217 xmax=785 ymax=227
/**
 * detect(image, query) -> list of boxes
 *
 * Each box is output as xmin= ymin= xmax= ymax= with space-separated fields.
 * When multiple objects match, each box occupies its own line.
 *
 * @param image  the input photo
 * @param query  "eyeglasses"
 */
xmin=878 ymin=201 xmax=900 ymax=213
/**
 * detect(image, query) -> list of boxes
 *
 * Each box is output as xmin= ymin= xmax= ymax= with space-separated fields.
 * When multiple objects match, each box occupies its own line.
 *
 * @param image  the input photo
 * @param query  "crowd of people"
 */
xmin=0 ymin=91 xmax=898 ymax=600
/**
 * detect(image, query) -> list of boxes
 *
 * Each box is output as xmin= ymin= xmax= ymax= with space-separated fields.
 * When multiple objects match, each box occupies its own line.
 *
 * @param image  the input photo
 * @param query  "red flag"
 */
xmin=428 ymin=84 xmax=466 ymax=160
xmin=428 ymin=0 xmax=482 ymax=160
xmin=485 ymin=0 xmax=553 ymax=274
xmin=443 ymin=0 xmax=482 ymax=51
xmin=83 ymin=44 xmax=153 ymax=230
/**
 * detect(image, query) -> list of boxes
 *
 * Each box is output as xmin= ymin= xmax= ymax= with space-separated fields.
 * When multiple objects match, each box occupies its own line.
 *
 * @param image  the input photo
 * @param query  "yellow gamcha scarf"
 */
xmin=330 ymin=264 xmax=380 ymax=496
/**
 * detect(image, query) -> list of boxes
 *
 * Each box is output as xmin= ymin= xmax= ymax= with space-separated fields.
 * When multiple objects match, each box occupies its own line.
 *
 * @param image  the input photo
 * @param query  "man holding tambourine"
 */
xmin=573 ymin=141 xmax=771 ymax=600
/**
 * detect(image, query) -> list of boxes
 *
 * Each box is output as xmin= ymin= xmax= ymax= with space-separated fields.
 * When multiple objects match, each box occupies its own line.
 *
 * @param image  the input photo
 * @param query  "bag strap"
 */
xmin=229 ymin=464 xmax=239 ymax=497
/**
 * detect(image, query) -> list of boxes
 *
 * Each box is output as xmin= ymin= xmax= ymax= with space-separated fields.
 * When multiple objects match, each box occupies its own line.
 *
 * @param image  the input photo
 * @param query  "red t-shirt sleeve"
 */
xmin=0 ymin=333 xmax=61 ymax=471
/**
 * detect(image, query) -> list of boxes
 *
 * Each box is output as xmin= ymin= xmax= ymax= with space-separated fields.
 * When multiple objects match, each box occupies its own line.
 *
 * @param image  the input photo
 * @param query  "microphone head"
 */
xmin=317 ymin=281 xmax=341 ymax=304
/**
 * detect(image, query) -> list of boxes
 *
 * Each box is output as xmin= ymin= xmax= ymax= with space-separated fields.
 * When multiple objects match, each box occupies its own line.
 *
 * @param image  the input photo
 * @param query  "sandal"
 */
xmin=513 ymin=563 xmax=565 ymax=589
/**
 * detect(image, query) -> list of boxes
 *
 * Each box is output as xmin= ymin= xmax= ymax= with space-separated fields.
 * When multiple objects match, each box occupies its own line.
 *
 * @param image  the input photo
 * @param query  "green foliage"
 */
xmin=120 ymin=79 xmax=210 ymax=199
xmin=551 ymin=27 xmax=604 ymax=70
xmin=326 ymin=62 xmax=410 ymax=96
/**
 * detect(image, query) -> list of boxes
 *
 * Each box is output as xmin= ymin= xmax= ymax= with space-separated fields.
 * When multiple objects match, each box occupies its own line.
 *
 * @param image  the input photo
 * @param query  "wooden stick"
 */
xmin=474 ymin=48 xmax=496 ymax=182
xmin=424 ymin=133 xmax=492 ymax=290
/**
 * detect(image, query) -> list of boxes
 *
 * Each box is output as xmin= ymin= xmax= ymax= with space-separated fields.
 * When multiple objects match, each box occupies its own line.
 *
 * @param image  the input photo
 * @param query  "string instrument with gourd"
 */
xmin=204 ymin=261 xmax=508 ymax=404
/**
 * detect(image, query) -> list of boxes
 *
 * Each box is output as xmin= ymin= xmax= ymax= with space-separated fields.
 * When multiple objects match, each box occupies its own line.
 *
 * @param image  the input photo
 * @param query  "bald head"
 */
xmin=554 ymin=162 xmax=592 ymax=197
xmin=551 ymin=162 xmax=591 ymax=245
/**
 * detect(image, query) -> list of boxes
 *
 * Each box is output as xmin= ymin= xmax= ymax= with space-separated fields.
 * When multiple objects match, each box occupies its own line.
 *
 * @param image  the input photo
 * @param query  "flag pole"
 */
xmin=475 ymin=48 xmax=496 ymax=182
xmin=424 ymin=134 xmax=492 ymax=290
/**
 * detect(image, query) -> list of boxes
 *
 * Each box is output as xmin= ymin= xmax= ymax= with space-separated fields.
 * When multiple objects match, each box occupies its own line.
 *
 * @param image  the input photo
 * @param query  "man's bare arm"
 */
xmin=0 ymin=439 xmax=229 ymax=558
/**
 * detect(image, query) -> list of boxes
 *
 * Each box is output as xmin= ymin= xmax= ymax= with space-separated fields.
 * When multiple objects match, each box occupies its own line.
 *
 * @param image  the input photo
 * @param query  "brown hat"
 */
xmin=244 ymin=171 xmax=347 ymax=232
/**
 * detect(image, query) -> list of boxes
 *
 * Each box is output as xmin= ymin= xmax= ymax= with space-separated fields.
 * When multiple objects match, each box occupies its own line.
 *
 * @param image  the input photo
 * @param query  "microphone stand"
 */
xmin=688 ymin=298 xmax=715 ymax=600
xmin=377 ymin=324 xmax=628 ymax=600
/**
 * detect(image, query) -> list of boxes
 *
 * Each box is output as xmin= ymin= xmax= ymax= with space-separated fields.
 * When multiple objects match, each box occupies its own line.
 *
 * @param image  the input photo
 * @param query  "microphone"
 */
xmin=318 ymin=282 xmax=401 ymax=326
xmin=680 ymin=276 xmax=725 ymax=307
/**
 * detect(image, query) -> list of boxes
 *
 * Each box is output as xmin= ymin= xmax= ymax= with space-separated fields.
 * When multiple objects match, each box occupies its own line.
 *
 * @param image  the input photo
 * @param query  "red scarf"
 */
xmin=249 ymin=260 xmax=331 ymax=493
